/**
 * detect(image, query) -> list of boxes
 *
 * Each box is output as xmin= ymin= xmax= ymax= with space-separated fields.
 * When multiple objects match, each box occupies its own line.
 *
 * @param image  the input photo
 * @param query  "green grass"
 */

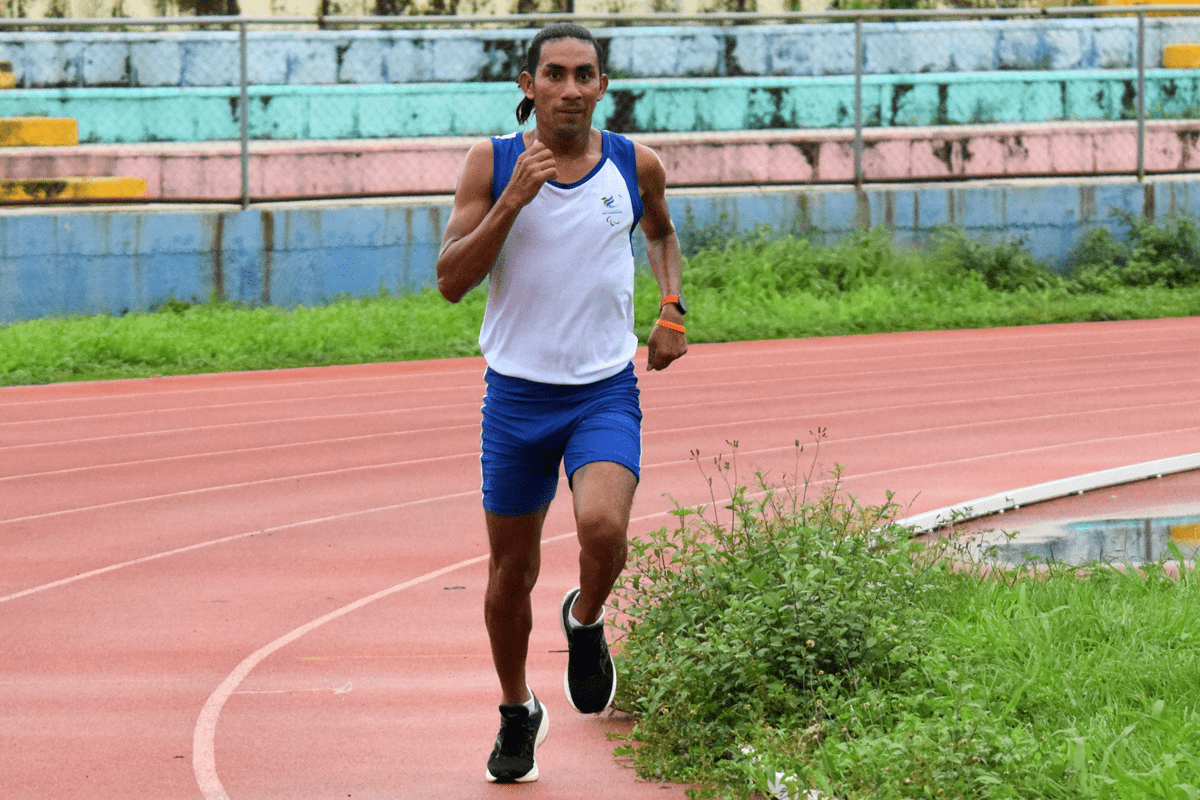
xmin=3 ymin=216 xmax=1200 ymax=386
xmin=610 ymin=444 xmax=1200 ymax=800
xmin=0 ymin=289 xmax=488 ymax=386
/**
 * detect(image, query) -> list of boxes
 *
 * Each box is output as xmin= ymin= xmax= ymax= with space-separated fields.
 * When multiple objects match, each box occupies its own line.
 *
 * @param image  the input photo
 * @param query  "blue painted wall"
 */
xmin=2 ymin=17 xmax=1200 ymax=89
xmin=3 ymin=177 xmax=1194 ymax=324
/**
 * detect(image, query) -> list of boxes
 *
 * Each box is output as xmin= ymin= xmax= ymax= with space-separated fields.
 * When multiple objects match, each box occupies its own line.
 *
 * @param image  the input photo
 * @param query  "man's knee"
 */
xmin=576 ymin=504 xmax=629 ymax=545
xmin=486 ymin=509 xmax=546 ymax=595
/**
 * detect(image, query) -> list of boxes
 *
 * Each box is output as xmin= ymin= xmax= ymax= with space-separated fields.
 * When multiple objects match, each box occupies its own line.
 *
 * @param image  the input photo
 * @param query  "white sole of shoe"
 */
xmin=560 ymin=588 xmax=617 ymax=714
xmin=485 ymin=703 xmax=549 ymax=783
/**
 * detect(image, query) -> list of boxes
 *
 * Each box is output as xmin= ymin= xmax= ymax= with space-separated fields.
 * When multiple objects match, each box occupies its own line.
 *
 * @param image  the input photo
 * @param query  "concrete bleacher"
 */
xmin=1 ymin=70 xmax=1196 ymax=144
xmin=2 ymin=18 xmax=1198 ymax=88
xmin=4 ymin=17 xmax=1200 ymax=318
xmin=1 ymin=62 xmax=147 ymax=202
xmin=0 ymin=115 xmax=147 ymax=201
xmin=1 ymin=65 xmax=1198 ymax=198
xmin=4 ymin=120 xmax=1197 ymax=201
xmin=1 ymin=17 xmax=1199 ymax=199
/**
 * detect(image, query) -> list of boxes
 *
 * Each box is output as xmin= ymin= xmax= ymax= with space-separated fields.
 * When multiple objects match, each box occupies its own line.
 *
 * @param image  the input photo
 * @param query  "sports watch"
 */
xmin=660 ymin=294 xmax=687 ymax=316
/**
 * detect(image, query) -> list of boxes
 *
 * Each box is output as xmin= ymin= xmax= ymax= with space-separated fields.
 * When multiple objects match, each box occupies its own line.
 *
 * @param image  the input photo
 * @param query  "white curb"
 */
xmin=897 ymin=453 xmax=1200 ymax=534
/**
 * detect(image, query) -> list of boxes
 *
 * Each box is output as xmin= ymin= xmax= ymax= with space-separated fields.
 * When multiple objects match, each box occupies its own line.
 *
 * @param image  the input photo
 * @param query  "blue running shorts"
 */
xmin=480 ymin=362 xmax=642 ymax=517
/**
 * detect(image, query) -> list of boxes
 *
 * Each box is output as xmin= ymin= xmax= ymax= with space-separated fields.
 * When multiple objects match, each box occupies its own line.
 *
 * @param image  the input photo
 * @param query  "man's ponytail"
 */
xmin=516 ymin=97 xmax=535 ymax=125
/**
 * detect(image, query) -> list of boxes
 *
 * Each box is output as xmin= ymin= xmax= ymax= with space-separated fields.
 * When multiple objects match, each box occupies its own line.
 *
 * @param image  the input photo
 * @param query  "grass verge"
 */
xmin=610 ymin=443 xmax=1200 ymax=799
xmin=4 ymin=216 xmax=1200 ymax=387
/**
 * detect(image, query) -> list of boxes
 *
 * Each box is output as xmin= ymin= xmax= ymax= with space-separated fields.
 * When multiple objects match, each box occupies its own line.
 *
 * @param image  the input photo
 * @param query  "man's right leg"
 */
xmin=484 ymin=505 xmax=549 ymax=705
xmin=483 ymin=505 xmax=551 ymax=783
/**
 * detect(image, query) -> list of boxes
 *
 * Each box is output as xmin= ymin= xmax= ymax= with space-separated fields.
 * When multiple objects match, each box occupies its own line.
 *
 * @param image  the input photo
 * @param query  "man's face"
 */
xmin=522 ymin=37 xmax=608 ymax=134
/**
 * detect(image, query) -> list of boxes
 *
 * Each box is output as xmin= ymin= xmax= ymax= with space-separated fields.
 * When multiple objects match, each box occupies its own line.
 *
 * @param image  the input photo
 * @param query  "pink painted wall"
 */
xmin=3 ymin=122 xmax=1196 ymax=201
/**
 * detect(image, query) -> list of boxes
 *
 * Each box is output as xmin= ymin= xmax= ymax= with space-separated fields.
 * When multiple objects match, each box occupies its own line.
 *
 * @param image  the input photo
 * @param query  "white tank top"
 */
xmin=479 ymin=130 xmax=643 ymax=385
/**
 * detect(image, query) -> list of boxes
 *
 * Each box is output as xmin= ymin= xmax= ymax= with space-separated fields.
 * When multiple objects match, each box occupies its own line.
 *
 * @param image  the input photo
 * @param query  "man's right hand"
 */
xmin=504 ymin=139 xmax=557 ymax=209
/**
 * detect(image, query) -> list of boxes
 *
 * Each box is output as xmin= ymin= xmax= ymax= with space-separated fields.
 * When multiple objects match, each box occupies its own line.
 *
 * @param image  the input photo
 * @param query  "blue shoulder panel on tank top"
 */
xmin=604 ymin=131 xmax=644 ymax=227
xmin=490 ymin=132 xmax=522 ymax=204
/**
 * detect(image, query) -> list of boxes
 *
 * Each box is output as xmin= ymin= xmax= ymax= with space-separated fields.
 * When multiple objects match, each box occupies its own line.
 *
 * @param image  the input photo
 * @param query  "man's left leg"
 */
xmin=560 ymin=460 xmax=636 ymax=713
xmin=570 ymin=460 xmax=636 ymax=625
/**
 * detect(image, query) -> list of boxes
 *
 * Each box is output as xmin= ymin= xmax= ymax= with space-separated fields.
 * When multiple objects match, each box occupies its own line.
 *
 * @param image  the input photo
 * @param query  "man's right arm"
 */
xmin=436 ymin=137 xmax=556 ymax=303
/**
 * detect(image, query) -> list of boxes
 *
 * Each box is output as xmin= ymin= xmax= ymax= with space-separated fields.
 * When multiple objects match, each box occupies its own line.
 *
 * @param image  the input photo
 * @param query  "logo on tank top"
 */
xmin=602 ymin=193 xmax=624 ymax=227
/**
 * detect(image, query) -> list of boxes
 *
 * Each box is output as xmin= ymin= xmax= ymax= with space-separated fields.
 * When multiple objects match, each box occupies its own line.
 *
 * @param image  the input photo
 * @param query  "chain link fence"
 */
xmin=2 ymin=7 xmax=1199 ymax=205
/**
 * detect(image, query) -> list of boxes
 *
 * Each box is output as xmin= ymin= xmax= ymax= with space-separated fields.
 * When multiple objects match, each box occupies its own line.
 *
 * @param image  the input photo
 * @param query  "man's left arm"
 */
xmin=635 ymin=143 xmax=688 ymax=372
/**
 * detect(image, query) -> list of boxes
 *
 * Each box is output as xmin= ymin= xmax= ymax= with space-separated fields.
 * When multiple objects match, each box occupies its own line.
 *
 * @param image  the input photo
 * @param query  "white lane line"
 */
xmin=0 ymin=490 xmax=478 ymax=605
xmin=0 ymin=423 xmax=477 ymax=483
xmin=191 ymin=552 xmax=492 ymax=800
xmin=0 ymin=364 xmax=485 ymax=411
xmin=0 ymin=452 xmax=478 ymax=526
xmin=0 ymin=389 xmax=482 ymax=428
xmin=8 ymin=420 xmax=1200 ymax=602
xmin=649 ymin=374 xmax=1200 ymax=414
xmin=191 ymin=507 xmax=675 ymax=800
xmin=662 ymin=339 xmax=1199 ymax=383
xmin=0 ymin=403 xmax=479 ymax=453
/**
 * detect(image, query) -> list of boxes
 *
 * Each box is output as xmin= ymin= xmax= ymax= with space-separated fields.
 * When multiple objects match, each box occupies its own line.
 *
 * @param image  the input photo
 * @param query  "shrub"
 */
xmin=932 ymin=229 xmax=1062 ymax=293
xmin=609 ymin=440 xmax=945 ymax=797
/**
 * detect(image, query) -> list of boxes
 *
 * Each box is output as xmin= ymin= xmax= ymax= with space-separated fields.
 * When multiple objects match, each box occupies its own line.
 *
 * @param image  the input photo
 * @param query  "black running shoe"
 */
xmin=485 ymin=693 xmax=549 ymax=783
xmin=560 ymin=587 xmax=617 ymax=714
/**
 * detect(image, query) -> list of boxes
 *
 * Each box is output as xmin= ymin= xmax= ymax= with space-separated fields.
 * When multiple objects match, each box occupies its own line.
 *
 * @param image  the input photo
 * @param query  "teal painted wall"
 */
xmin=3 ymin=70 xmax=1197 ymax=143
xmin=3 ymin=177 xmax=1194 ymax=324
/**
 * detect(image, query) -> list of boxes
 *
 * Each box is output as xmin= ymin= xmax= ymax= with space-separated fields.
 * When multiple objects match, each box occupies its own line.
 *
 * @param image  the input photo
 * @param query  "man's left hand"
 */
xmin=646 ymin=318 xmax=687 ymax=371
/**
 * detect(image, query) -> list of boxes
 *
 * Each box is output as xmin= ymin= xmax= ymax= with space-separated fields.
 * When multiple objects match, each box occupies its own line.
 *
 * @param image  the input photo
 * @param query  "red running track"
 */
xmin=3 ymin=319 xmax=1199 ymax=800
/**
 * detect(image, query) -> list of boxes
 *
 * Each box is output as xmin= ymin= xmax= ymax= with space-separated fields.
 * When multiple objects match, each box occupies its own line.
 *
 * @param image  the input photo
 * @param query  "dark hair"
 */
xmin=515 ymin=23 xmax=606 ymax=125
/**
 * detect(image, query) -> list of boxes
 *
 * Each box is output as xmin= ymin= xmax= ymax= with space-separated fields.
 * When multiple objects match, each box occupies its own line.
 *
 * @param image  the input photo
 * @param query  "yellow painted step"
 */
xmin=1171 ymin=522 xmax=1200 ymax=546
xmin=1165 ymin=44 xmax=1200 ymax=68
xmin=1094 ymin=0 xmax=1200 ymax=16
xmin=0 ymin=177 xmax=148 ymax=202
xmin=0 ymin=117 xmax=79 ymax=147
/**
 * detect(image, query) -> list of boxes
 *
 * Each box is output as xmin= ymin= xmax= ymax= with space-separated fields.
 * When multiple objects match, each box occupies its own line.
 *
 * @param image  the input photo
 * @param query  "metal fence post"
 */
xmin=854 ymin=16 xmax=864 ymax=189
xmin=239 ymin=20 xmax=251 ymax=208
xmin=1137 ymin=9 xmax=1146 ymax=183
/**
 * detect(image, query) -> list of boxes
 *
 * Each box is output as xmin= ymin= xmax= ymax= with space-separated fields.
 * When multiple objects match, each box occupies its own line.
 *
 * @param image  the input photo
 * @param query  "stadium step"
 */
xmin=0 ymin=117 xmax=79 ymax=147
xmin=0 ymin=176 xmax=148 ymax=202
xmin=0 ymin=116 xmax=145 ymax=201
xmin=1164 ymin=44 xmax=1200 ymax=69
xmin=2 ymin=119 xmax=1196 ymax=201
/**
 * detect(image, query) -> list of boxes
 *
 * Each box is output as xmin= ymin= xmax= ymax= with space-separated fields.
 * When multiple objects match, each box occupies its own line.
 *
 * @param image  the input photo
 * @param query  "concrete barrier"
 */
xmin=2 ymin=70 xmax=1198 ymax=145
xmin=3 ymin=175 xmax=1196 ymax=324
xmin=4 ymin=121 xmax=1198 ymax=200
xmin=3 ymin=18 xmax=1200 ymax=89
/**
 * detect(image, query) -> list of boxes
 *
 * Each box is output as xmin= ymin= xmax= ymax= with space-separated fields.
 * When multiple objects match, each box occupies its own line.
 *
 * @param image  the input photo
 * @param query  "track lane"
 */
xmin=2 ymin=320 xmax=1199 ymax=800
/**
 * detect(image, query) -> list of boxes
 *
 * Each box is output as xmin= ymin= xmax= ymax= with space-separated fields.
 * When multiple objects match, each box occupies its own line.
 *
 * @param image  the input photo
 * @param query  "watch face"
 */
xmin=675 ymin=295 xmax=687 ymax=315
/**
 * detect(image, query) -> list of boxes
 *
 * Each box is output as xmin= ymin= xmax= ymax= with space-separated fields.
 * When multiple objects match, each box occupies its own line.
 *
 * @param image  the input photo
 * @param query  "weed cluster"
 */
xmin=1068 ymin=212 xmax=1200 ymax=292
xmin=609 ymin=445 xmax=1200 ymax=799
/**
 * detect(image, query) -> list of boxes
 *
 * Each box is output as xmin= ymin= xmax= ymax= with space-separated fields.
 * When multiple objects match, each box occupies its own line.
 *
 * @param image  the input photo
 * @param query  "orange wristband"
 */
xmin=654 ymin=319 xmax=686 ymax=334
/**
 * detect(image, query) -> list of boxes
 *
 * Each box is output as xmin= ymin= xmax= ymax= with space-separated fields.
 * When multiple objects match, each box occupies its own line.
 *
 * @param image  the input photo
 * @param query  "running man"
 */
xmin=435 ymin=22 xmax=688 ymax=785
